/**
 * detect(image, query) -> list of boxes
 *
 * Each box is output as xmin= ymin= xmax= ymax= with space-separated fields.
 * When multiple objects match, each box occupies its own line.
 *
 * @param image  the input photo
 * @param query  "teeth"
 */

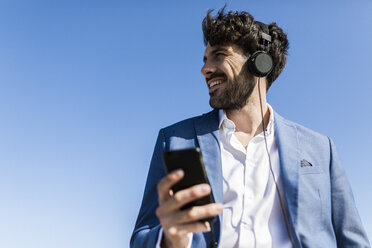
xmin=209 ymin=80 xmax=223 ymax=88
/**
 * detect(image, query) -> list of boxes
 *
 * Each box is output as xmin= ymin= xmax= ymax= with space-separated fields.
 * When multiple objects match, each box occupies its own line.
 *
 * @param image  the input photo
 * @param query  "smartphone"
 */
xmin=163 ymin=148 xmax=216 ymax=222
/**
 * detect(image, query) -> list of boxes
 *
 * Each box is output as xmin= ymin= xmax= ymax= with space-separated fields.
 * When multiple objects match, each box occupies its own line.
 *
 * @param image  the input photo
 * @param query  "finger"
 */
xmin=156 ymin=183 xmax=211 ymax=216
xmin=166 ymin=221 xmax=211 ymax=237
xmin=157 ymin=169 xmax=184 ymax=203
xmin=161 ymin=203 xmax=223 ymax=227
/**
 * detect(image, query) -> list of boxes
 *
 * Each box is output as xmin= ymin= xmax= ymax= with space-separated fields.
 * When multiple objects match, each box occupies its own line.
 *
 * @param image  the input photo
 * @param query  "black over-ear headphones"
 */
xmin=247 ymin=22 xmax=273 ymax=78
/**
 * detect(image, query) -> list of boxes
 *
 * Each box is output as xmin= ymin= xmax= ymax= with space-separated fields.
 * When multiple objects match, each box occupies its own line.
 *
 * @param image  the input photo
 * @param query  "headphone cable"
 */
xmin=257 ymin=78 xmax=296 ymax=247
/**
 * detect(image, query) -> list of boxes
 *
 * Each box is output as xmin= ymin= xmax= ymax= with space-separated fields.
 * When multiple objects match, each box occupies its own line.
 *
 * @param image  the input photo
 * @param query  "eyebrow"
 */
xmin=203 ymin=48 xmax=229 ymax=62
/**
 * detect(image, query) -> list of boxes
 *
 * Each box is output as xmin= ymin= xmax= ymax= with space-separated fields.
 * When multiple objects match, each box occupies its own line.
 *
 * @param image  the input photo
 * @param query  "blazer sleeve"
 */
xmin=329 ymin=138 xmax=370 ymax=247
xmin=130 ymin=129 xmax=167 ymax=248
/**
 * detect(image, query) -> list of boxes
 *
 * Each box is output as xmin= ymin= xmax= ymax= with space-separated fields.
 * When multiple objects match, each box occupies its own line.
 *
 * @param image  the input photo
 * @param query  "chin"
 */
xmin=209 ymin=99 xmax=220 ymax=109
xmin=209 ymin=98 xmax=226 ymax=110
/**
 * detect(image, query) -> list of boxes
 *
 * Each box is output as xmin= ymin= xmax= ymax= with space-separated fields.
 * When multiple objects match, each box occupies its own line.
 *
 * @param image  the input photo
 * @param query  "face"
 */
xmin=201 ymin=43 xmax=256 ymax=110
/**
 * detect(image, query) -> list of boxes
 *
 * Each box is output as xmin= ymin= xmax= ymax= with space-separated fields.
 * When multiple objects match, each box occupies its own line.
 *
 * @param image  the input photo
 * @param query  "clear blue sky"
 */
xmin=0 ymin=1 xmax=371 ymax=247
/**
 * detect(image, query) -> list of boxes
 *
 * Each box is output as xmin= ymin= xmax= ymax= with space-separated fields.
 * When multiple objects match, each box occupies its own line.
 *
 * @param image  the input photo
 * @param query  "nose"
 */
xmin=201 ymin=61 xmax=216 ymax=77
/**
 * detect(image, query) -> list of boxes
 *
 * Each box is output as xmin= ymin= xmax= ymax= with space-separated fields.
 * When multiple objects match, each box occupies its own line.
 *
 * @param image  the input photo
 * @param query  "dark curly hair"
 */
xmin=202 ymin=8 xmax=289 ymax=89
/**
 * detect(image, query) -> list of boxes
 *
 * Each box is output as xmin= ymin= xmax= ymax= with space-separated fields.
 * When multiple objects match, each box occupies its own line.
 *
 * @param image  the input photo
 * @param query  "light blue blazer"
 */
xmin=131 ymin=110 xmax=370 ymax=248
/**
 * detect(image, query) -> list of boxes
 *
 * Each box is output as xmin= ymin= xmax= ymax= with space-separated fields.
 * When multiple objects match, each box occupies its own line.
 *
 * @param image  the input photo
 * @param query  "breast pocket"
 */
xmin=299 ymin=162 xmax=323 ymax=175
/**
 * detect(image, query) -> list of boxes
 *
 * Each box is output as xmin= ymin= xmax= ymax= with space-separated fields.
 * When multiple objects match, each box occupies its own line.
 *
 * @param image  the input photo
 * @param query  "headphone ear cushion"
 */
xmin=248 ymin=51 xmax=273 ymax=77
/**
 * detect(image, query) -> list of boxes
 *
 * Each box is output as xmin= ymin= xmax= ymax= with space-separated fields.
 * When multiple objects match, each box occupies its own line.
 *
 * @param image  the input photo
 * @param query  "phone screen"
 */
xmin=163 ymin=148 xmax=215 ymax=221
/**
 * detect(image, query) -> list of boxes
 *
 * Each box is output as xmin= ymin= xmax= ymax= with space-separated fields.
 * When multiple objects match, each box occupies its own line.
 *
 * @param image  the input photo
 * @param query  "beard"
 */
xmin=209 ymin=69 xmax=256 ymax=110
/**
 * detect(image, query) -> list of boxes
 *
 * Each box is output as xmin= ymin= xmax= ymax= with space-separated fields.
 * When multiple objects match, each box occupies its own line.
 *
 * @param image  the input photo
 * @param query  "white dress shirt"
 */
xmin=219 ymin=105 xmax=291 ymax=248
xmin=156 ymin=105 xmax=291 ymax=248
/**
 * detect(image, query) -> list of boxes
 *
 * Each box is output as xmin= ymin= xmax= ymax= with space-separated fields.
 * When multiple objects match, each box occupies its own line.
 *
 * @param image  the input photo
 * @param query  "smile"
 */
xmin=209 ymin=80 xmax=224 ymax=88
xmin=208 ymin=79 xmax=226 ymax=93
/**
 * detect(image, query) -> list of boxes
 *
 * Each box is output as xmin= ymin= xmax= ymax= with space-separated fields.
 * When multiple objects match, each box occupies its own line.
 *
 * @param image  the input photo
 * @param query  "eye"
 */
xmin=215 ymin=52 xmax=227 ymax=60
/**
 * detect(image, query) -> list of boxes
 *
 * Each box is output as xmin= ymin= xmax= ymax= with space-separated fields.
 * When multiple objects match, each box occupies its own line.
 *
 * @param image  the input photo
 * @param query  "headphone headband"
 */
xmin=247 ymin=21 xmax=273 ymax=78
xmin=256 ymin=21 xmax=271 ymax=43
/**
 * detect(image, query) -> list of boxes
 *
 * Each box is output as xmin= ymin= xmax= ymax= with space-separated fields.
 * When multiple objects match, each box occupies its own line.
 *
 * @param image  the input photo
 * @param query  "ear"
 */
xmin=247 ymin=51 xmax=273 ymax=78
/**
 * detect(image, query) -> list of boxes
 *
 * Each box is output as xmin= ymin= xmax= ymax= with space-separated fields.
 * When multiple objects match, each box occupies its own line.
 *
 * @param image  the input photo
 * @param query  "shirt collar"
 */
xmin=218 ymin=104 xmax=275 ymax=135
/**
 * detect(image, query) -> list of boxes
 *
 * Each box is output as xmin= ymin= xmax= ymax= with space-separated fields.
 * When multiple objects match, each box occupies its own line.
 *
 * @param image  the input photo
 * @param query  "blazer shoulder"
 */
xmin=274 ymin=111 xmax=330 ymax=145
xmin=161 ymin=109 xmax=218 ymax=138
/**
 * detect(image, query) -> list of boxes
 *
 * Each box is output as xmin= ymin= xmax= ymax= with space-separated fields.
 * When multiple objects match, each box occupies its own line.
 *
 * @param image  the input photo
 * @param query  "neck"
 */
xmin=225 ymin=79 xmax=270 ymax=137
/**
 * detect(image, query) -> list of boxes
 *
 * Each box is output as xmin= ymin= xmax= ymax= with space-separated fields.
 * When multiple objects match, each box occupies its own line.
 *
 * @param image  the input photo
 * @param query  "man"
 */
xmin=131 ymin=8 xmax=370 ymax=248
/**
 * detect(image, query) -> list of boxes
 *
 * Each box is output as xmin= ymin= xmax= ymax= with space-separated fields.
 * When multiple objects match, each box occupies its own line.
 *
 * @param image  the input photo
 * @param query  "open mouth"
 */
xmin=208 ymin=79 xmax=226 ymax=93
xmin=209 ymin=80 xmax=224 ymax=88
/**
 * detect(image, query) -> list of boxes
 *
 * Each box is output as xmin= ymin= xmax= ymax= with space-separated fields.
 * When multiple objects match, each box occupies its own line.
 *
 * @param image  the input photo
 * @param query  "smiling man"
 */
xmin=131 ymin=8 xmax=370 ymax=248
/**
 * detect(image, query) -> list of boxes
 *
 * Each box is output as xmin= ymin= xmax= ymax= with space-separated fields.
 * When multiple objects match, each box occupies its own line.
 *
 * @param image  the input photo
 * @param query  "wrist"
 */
xmin=161 ymin=232 xmax=192 ymax=248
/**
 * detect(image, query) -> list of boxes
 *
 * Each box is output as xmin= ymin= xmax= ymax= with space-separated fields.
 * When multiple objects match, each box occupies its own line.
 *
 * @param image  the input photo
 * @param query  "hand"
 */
xmin=156 ymin=169 xmax=223 ymax=248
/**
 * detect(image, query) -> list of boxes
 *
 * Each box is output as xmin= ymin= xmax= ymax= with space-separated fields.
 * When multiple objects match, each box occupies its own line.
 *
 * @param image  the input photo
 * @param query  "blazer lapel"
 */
xmin=194 ymin=109 xmax=223 ymax=244
xmin=274 ymin=112 xmax=301 ymax=246
xmin=194 ymin=109 xmax=223 ymax=205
